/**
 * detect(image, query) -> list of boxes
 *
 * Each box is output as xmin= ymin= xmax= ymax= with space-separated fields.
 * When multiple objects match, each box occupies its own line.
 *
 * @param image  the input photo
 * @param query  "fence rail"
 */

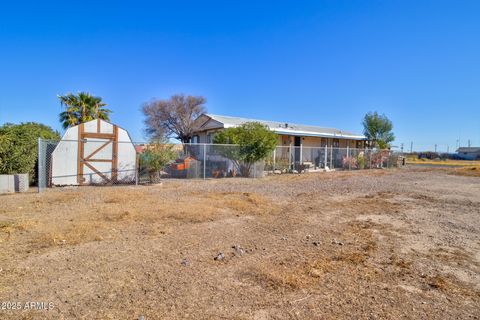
xmin=38 ymin=139 xmax=403 ymax=192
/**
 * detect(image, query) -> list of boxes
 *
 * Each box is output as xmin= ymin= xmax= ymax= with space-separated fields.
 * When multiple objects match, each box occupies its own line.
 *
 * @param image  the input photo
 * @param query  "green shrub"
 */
xmin=139 ymin=144 xmax=177 ymax=182
xmin=357 ymin=153 xmax=366 ymax=169
xmin=213 ymin=122 xmax=277 ymax=177
xmin=0 ymin=122 xmax=60 ymax=184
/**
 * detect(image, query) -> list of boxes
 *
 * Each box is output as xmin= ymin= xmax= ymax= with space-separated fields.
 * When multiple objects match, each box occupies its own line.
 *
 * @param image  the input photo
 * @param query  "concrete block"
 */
xmin=0 ymin=175 xmax=15 ymax=194
xmin=14 ymin=174 xmax=29 ymax=192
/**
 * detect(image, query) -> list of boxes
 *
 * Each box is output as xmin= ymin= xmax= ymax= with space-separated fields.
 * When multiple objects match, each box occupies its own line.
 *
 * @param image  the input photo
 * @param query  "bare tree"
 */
xmin=142 ymin=94 xmax=206 ymax=143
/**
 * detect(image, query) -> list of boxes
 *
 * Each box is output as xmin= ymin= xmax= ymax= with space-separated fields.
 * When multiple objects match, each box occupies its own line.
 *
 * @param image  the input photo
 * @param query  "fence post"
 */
xmin=324 ymin=145 xmax=327 ymax=169
xmin=135 ymin=153 xmax=139 ymax=186
xmin=203 ymin=144 xmax=206 ymax=180
xmin=273 ymin=148 xmax=276 ymax=173
xmin=288 ymin=146 xmax=292 ymax=172
xmin=369 ymin=148 xmax=372 ymax=169
xmin=300 ymin=144 xmax=303 ymax=166
xmin=37 ymin=138 xmax=42 ymax=193
xmin=347 ymin=146 xmax=350 ymax=170
xmin=330 ymin=145 xmax=333 ymax=169
xmin=364 ymin=148 xmax=367 ymax=170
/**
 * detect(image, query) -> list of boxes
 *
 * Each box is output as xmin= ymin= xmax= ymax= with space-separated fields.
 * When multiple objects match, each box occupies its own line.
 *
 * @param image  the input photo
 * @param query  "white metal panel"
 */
xmin=83 ymin=120 xmax=97 ymax=133
xmin=83 ymin=160 xmax=112 ymax=184
xmin=117 ymin=129 xmax=136 ymax=182
xmin=101 ymin=121 xmax=114 ymax=134
xmin=83 ymin=138 xmax=113 ymax=160
xmin=0 ymin=175 xmax=15 ymax=193
xmin=51 ymin=120 xmax=137 ymax=186
xmin=51 ymin=125 xmax=79 ymax=185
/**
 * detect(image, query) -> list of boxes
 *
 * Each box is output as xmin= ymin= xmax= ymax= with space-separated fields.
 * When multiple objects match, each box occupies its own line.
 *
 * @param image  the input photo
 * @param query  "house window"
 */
xmin=356 ymin=141 xmax=363 ymax=149
xmin=191 ymin=135 xmax=199 ymax=144
xmin=333 ymin=139 xmax=339 ymax=147
xmin=206 ymin=133 xmax=214 ymax=144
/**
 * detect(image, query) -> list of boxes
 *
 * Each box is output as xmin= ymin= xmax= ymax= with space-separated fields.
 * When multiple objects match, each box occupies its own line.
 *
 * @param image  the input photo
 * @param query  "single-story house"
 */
xmin=456 ymin=147 xmax=480 ymax=160
xmin=191 ymin=113 xmax=368 ymax=149
xmin=191 ymin=114 xmax=368 ymax=169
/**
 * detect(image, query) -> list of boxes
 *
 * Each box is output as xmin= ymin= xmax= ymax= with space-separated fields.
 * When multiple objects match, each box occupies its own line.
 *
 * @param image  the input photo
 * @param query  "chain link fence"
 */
xmin=38 ymin=139 xmax=403 ymax=192
xmin=264 ymin=145 xmax=402 ymax=172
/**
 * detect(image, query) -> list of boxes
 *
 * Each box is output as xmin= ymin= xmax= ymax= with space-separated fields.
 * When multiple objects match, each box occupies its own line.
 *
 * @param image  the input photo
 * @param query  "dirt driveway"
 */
xmin=0 ymin=167 xmax=479 ymax=319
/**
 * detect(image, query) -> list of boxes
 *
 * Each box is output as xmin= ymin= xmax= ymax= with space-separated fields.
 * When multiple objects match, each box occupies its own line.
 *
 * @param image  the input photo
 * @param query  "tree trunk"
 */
xmin=240 ymin=162 xmax=252 ymax=177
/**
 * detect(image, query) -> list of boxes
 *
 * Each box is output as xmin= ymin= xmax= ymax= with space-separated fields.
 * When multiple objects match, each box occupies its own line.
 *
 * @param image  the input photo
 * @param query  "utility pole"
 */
xmin=400 ymin=143 xmax=404 ymax=153
xmin=468 ymin=139 xmax=471 ymax=147
xmin=434 ymin=144 xmax=437 ymax=153
xmin=410 ymin=141 xmax=413 ymax=153
xmin=447 ymin=145 xmax=449 ymax=154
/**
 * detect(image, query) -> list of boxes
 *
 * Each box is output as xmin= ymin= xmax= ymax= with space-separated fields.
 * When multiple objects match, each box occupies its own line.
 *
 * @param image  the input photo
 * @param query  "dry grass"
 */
xmin=246 ymin=220 xmax=381 ymax=293
xmin=0 ymin=168 xmax=479 ymax=319
xmin=427 ymin=274 xmax=480 ymax=298
xmin=328 ymin=193 xmax=403 ymax=215
xmin=0 ymin=188 xmax=277 ymax=251
xmin=450 ymin=166 xmax=480 ymax=177
xmin=406 ymin=158 xmax=480 ymax=167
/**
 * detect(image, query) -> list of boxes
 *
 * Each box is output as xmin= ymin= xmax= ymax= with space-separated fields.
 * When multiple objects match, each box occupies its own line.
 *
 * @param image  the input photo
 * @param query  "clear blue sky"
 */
xmin=1 ymin=0 xmax=479 ymax=151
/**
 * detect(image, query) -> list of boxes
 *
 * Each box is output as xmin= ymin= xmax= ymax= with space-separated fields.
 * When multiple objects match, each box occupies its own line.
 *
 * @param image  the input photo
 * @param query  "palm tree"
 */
xmin=58 ymin=92 xmax=112 ymax=129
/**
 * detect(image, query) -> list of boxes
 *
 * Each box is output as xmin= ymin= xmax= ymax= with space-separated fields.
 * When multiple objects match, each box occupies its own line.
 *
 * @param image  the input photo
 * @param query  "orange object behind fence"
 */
xmin=171 ymin=157 xmax=195 ymax=171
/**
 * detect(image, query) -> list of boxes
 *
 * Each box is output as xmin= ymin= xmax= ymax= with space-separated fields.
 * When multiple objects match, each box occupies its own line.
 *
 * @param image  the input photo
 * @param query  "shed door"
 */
xmin=77 ymin=123 xmax=118 ymax=185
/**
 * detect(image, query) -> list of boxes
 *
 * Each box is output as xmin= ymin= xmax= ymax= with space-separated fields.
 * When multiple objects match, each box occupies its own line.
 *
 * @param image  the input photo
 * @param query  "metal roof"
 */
xmin=456 ymin=147 xmax=480 ymax=153
xmin=203 ymin=114 xmax=367 ymax=140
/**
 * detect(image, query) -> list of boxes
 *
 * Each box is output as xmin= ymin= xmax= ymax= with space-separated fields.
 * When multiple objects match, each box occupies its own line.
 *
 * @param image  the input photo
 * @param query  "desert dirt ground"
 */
xmin=0 ymin=167 xmax=479 ymax=319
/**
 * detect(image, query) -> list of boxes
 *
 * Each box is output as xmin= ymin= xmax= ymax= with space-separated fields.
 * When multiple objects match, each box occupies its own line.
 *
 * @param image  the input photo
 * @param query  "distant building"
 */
xmin=456 ymin=147 xmax=480 ymax=160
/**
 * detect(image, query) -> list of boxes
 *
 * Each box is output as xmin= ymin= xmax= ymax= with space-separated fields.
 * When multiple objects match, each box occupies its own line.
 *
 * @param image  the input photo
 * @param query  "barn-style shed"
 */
xmin=51 ymin=119 xmax=137 ymax=185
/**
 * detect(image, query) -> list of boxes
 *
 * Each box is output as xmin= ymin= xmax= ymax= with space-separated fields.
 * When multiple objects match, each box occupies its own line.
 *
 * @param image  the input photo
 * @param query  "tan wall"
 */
xmin=301 ymin=136 xmax=322 ymax=147
xmin=279 ymin=135 xmax=291 ymax=146
xmin=276 ymin=134 xmax=364 ymax=148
